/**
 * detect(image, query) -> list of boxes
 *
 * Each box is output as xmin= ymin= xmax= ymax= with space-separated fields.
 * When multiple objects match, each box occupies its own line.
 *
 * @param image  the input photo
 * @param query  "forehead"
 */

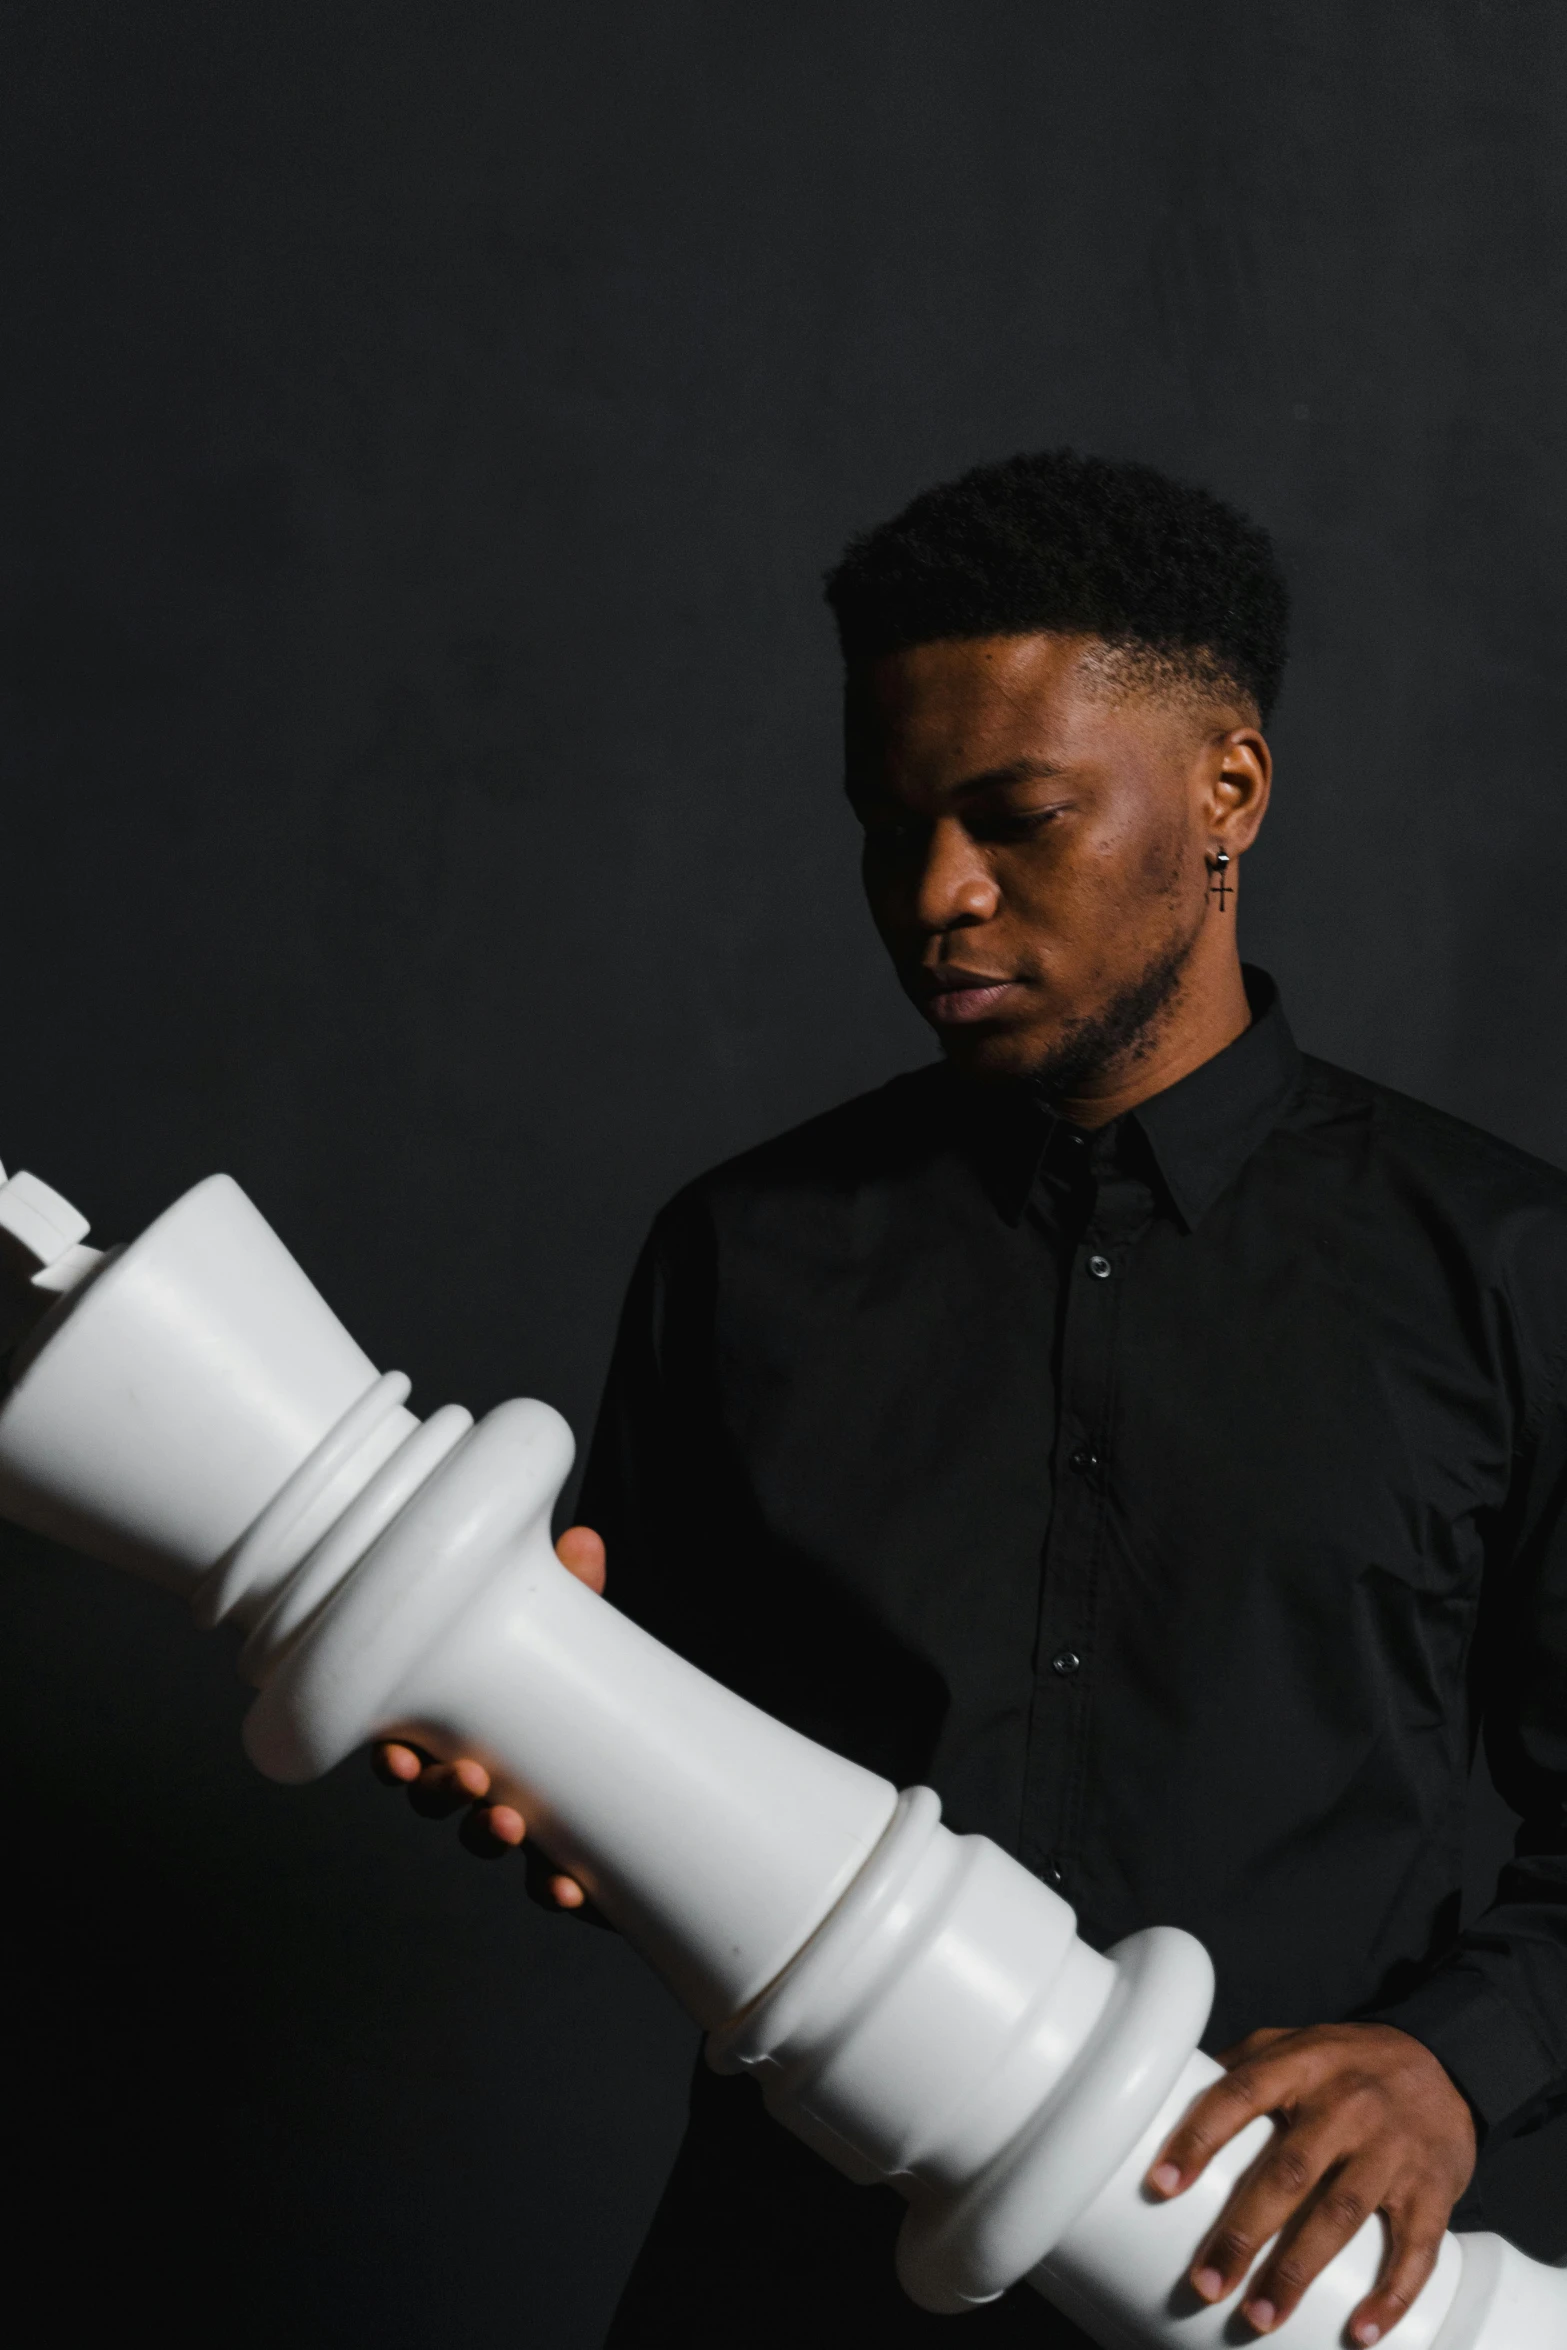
xmin=846 ymin=633 xmax=1149 ymax=795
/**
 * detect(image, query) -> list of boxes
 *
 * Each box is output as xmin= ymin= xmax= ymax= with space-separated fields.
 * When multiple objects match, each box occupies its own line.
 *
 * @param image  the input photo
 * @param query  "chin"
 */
xmin=934 ymin=1025 xmax=1049 ymax=1083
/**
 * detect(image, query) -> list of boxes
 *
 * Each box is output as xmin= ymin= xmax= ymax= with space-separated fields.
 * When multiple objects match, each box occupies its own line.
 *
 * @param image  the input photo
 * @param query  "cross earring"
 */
xmin=1206 ymin=847 xmax=1232 ymax=911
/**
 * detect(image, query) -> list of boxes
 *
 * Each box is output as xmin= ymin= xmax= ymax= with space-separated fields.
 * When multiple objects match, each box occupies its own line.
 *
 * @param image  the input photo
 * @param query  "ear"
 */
xmin=1204 ymin=727 xmax=1271 ymax=853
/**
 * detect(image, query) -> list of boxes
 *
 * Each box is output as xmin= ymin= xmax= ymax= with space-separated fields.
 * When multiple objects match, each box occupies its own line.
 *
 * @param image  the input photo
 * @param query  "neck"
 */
xmin=1047 ymin=949 xmax=1252 ymax=1130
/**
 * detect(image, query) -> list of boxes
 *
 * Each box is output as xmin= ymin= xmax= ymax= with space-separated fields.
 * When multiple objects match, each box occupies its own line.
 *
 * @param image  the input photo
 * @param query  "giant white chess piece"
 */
xmin=0 ymin=1161 xmax=1559 ymax=2349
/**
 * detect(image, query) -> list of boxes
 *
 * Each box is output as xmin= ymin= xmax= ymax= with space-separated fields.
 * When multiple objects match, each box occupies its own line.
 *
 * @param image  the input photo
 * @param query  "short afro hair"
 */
xmin=824 ymin=449 xmax=1289 ymax=723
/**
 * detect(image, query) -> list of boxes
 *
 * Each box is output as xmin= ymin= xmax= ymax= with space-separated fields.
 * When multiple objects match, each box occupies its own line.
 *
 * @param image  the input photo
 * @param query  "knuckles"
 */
xmin=1189 ymin=2025 xmax=1473 ymax=2300
xmin=1318 ymin=2184 xmax=1370 ymax=2233
xmin=1264 ymin=2254 xmax=1318 ymax=2300
xmin=1381 ymin=2272 xmax=1430 ymax=2313
xmin=1208 ymin=2071 xmax=1266 ymax=2119
xmin=1383 ymin=2266 xmax=1433 ymax=2312
xmin=1264 ymin=2146 xmax=1315 ymax=2197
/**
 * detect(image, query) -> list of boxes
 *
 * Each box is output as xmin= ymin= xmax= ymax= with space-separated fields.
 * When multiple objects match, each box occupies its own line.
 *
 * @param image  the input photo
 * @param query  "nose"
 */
xmin=913 ymin=818 xmax=998 ymax=933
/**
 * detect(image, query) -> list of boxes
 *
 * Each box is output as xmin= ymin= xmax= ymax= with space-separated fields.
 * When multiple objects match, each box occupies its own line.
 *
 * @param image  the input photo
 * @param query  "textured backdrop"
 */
xmin=2 ymin=5 xmax=1564 ymax=2341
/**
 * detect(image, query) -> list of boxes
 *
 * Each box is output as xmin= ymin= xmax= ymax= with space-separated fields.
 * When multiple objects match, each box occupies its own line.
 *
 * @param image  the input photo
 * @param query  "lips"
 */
xmin=919 ymin=970 xmax=1022 ymax=1025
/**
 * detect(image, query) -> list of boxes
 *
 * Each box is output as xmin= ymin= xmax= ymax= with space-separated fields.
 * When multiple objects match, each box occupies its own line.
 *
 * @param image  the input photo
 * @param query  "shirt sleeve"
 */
xmin=1366 ymin=1362 xmax=1567 ymax=2140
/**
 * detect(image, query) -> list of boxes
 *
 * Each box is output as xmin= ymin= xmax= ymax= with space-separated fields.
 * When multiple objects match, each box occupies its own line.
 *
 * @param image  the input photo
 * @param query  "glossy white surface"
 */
xmin=0 ymin=1167 xmax=1558 ymax=2347
xmin=0 ymin=1175 xmax=408 ymax=1591
xmin=248 ymin=1399 xmax=900 ymax=2024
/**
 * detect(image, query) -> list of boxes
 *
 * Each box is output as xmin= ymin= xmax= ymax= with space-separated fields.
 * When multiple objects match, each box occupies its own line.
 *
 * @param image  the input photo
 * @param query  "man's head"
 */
xmin=825 ymin=451 xmax=1288 ymax=1096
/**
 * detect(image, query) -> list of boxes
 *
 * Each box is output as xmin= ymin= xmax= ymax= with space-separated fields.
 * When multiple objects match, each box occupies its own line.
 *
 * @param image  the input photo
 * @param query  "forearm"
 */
xmin=1365 ymin=1841 xmax=1567 ymax=2135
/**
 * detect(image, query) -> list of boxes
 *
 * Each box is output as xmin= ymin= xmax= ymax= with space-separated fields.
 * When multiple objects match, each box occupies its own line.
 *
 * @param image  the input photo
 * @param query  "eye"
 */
xmin=969 ymin=804 xmax=1067 ymax=845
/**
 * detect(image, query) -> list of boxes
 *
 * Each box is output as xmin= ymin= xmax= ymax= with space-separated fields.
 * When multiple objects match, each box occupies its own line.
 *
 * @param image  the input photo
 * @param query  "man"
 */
xmin=379 ymin=452 xmax=1567 ymax=2345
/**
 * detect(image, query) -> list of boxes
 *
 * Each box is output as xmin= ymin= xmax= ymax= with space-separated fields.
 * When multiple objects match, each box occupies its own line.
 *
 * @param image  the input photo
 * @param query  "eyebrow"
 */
xmin=948 ymin=758 xmax=1070 ymax=798
xmin=845 ymin=755 xmax=1071 ymax=809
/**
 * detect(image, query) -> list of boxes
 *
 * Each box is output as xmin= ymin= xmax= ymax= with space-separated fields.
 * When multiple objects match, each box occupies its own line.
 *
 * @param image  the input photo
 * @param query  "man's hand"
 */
xmin=372 ymin=1523 xmax=606 ymax=1911
xmin=1145 ymin=2021 xmax=1475 ymax=2343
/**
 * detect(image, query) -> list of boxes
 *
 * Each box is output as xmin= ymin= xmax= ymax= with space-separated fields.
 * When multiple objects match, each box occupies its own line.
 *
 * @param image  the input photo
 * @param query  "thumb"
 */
xmin=555 ymin=1522 xmax=607 ymax=1594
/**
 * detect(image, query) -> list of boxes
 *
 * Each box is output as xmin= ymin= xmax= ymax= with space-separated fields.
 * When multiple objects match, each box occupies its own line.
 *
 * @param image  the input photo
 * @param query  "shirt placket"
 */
xmin=1019 ymin=1144 xmax=1147 ymax=1898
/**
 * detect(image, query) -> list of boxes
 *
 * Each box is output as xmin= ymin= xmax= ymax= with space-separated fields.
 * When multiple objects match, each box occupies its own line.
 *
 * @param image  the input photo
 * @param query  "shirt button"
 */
xmin=1086 ymin=1253 xmax=1113 ymax=1280
xmin=1051 ymin=1647 xmax=1082 ymax=1677
xmin=1042 ymin=1858 xmax=1066 ymax=1888
xmin=1069 ymin=1445 xmax=1100 ymax=1475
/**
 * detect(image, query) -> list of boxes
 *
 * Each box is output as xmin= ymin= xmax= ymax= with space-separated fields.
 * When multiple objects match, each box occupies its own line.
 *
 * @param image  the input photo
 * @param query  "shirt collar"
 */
xmin=1127 ymin=968 xmax=1302 ymax=1228
xmin=966 ymin=966 xmax=1302 ymax=1228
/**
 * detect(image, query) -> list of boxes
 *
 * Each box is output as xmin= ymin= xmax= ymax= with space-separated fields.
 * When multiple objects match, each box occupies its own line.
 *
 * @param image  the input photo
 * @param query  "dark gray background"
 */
xmin=1 ymin=4 xmax=1563 ymax=2342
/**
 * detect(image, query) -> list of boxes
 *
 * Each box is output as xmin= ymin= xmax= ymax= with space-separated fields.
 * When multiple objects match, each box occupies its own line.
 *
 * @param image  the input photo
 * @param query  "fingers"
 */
xmin=371 ymin=1742 xmax=512 ymax=1841
xmin=458 ymin=1800 xmax=525 ymax=1860
xmin=372 ymin=1741 xmax=492 ymax=1800
xmin=1234 ymin=2165 xmax=1446 ymax=2339
xmin=522 ymin=1844 xmax=593 ymax=1914
xmin=1183 ymin=2111 xmax=1347 ymax=2313
xmin=370 ymin=1743 xmax=587 ymax=1906
xmin=408 ymin=1756 xmax=494 ymax=1817
xmin=1222 ymin=2145 xmax=1375 ymax=2329
xmin=1148 ymin=2059 xmax=1277 ymax=2196
xmin=556 ymin=1523 xmax=606 ymax=1593
xmin=1345 ymin=2193 xmax=1449 ymax=2347
xmin=1148 ymin=2023 xmax=1474 ymax=2337
xmin=370 ymin=1527 xmax=605 ymax=1836
xmin=457 ymin=1806 xmax=589 ymax=1906
xmin=1214 ymin=2026 xmax=1293 ymax=2068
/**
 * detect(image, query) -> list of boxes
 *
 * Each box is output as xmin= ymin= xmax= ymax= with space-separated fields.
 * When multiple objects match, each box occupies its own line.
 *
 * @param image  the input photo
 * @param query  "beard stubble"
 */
xmin=1026 ymin=916 xmax=1204 ymax=1106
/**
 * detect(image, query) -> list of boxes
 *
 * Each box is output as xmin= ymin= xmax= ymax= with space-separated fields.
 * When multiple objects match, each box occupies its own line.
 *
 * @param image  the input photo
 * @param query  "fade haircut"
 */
xmin=823 ymin=449 xmax=1290 ymax=724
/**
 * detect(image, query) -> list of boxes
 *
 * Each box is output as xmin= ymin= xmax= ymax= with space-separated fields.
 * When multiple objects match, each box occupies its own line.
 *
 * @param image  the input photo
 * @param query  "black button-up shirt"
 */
xmin=586 ymin=972 xmax=1567 ymax=2340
